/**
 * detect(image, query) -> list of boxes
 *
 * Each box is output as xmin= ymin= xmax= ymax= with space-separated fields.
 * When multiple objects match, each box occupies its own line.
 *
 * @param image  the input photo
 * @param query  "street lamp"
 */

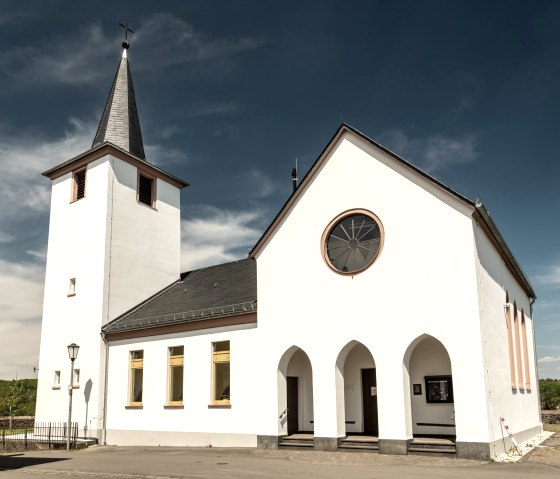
xmin=66 ymin=343 xmax=79 ymax=450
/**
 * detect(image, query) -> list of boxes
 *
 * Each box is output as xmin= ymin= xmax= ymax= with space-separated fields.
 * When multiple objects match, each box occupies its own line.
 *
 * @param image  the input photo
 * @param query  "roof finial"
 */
xmin=119 ymin=22 xmax=134 ymax=51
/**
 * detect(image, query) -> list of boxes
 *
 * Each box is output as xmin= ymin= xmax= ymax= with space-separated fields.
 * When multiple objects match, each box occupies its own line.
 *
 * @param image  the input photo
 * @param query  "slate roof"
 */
xmin=92 ymin=52 xmax=145 ymax=160
xmin=102 ymin=258 xmax=257 ymax=334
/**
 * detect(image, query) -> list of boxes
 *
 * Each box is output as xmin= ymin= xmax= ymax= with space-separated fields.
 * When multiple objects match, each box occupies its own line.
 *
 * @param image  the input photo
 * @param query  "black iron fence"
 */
xmin=1 ymin=422 xmax=78 ymax=451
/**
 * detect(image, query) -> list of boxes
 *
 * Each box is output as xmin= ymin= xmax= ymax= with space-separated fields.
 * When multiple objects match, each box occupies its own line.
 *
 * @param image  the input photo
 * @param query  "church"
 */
xmin=34 ymin=36 xmax=541 ymax=460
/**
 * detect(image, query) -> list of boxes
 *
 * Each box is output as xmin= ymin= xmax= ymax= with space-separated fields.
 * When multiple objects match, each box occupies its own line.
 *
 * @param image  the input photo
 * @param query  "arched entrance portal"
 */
xmin=404 ymin=335 xmax=455 ymax=438
xmin=277 ymin=347 xmax=314 ymax=436
xmin=336 ymin=341 xmax=378 ymax=437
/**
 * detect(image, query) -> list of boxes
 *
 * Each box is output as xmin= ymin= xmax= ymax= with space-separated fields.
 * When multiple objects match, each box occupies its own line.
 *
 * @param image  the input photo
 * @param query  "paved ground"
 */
xmin=0 ymin=430 xmax=559 ymax=479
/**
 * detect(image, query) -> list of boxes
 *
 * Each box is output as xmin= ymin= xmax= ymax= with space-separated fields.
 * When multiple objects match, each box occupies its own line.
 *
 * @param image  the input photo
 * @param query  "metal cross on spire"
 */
xmin=119 ymin=22 xmax=134 ymax=50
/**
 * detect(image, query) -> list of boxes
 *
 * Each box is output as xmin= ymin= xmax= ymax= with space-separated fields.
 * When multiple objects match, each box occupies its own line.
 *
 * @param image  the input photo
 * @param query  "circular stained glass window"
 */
xmin=323 ymin=210 xmax=383 ymax=274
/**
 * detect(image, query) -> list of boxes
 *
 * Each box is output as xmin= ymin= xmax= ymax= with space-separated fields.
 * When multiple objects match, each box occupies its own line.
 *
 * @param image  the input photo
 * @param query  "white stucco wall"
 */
xmin=254 ymin=132 xmax=488 ymax=444
xmin=473 ymin=223 xmax=541 ymax=454
xmin=36 ymin=153 xmax=181 ymax=439
xmin=105 ymin=324 xmax=258 ymax=446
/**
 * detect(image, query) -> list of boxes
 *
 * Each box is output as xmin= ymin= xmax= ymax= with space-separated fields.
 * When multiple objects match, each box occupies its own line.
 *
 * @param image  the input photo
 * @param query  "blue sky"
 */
xmin=0 ymin=0 xmax=558 ymax=380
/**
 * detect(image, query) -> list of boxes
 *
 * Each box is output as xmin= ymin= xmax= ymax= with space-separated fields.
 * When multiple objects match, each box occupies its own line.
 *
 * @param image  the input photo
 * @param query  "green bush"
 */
xmin=539 ymin=379 xmax=560 ymax=410
xmin=0 ymin=379 xmax=37 ymax=416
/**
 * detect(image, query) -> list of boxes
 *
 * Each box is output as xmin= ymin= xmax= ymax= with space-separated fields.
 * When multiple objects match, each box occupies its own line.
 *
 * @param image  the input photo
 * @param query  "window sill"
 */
xmin=67 ymin=293 xmax=76 ymax=297
xmin=137 ymin=201 xmax=157 ymax=211
xmin=125 ymin=405 xmax=143 ymax=409
xmin=52 ymin=386 xmax=61 ymax=390
xmin=164 ymin=405 xmax=184 ymax=409
xmin=208 ymin=404 xmax=231 ymax=409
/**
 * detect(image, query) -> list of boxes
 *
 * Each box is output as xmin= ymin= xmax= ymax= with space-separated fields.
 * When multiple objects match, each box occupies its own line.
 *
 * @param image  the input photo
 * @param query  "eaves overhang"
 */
xmin=473 ymin=202 xmax=536 ymax=300
xmin=42 ymin=141 xmax=189 ymax=189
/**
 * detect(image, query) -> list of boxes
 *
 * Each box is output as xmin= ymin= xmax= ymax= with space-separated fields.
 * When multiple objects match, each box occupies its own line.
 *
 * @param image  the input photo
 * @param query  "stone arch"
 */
xmin=403 ymin=334 xmax=455 ymax=438
xmin=335 ymin=341 xmax=377 ymax=437
xmin=277 ymin=346 xmax=314 ymax=436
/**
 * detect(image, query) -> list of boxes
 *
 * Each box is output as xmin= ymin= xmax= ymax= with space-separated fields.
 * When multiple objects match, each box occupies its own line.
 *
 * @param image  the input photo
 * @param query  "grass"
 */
xmin=544 ymin=423 xmax=560 ymax=433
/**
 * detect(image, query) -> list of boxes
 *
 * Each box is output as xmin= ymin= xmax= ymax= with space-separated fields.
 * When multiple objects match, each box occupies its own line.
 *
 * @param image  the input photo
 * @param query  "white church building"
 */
xmin=35 ymin=38 xmax=541 ymax=460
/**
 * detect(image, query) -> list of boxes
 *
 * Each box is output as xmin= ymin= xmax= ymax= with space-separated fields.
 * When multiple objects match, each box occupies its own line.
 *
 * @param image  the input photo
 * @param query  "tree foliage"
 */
xmin=0 ymin=379 xmax=37 ymax=416
xmin=540 ymin=379 xmax=560 ymax=410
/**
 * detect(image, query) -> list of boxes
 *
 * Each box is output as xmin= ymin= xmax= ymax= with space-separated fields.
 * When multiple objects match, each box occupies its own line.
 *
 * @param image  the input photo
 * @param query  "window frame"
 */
xmin=71 ymin=168 xmax=86 ymax=202
xmin=211 ymin=341 xmax=230 ymax=406
xmin=167 ymin=346 xmax=184 ymax=406
xmin=68 ymin=278 xmax=76 ymax=297
xmin=129 ymin=350 xmax=144 ymax=407
xmin=321 ymin=209 xmax=384 ymax=276
xmin=424 ymin=375 xmax=454 ymax=404
xmin=72 ymin=368 xmax=80 ymax=389
xmin=137 ymin=171 xmax=156 ymax=208
xmin=52 ymin=370 xmax=61 ymax=390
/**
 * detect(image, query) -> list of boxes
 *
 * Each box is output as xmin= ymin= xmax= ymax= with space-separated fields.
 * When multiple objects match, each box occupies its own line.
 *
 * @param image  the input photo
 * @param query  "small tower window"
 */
xmin=138 ymin=173 xmax=155 ymax=207
xmin=68 ymin=278 xmax=76 ymax=297
xmin=53 ymin=370 xmax=61 ymax=389
xmin=72 ymin=169 xmax=86 ymax=202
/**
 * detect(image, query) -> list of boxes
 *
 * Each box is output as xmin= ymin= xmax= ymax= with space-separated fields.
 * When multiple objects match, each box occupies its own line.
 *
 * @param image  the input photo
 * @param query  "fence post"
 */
xmin=48 ymin=423 xmax=52 ymax=450
xmin=25 ymin=428 xmax=28 ymax=449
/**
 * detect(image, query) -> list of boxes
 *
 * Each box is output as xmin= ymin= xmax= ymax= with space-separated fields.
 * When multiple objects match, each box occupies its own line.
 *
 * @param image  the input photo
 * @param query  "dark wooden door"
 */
xmin=362 ymin=368 xmax=378 ymax=435
xmin=287 ymin=376 xmax=299 ymax=435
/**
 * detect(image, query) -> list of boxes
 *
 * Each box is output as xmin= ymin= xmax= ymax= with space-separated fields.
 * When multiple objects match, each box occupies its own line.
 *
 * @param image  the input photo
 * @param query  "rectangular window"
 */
xmin=129 ymin=350 xmax=144 ymax=406
xmin=168 ymin=346 xmax=184 ymax=406
xmin=138 ymin=173 xmax=155 ymax=207
xmin=506 ymin=302 xmax=516 ymax=388
xmin=68 ymin=278 xmax=76 ymax=297
xmin=73 ymin=368 xmax=80 ymax=388
xmin=72 ymin=169 xmax=86 ymax=202
xmin=212 ymin=341 xmax=230 ymax=405
xmin=424 ymin=375 xmax=453 ymax=403
xmin=514 ymin=308 xmax=524 ymax=389
xmin=521 ymin=314 xmax=531 ymax=391
xmin=53 ymin=370 xmax=61 ymax=389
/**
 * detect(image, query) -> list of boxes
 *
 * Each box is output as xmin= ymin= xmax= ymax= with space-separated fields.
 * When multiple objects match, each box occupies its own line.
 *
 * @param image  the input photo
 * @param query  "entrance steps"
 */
xmin=278 ymin=434 xmax=455 ymax=456
xmin=407 ymin=437 xmax=456 ymax=456
xmin=339 ymin=435 xmax=379 ymax=452
xmin=278 ymin=433 xmax=314 ymax=449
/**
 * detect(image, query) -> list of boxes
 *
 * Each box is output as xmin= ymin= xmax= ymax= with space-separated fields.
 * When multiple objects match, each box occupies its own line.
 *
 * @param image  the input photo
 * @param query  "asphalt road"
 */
xmin=0 ymin=436 xmax=559 ymax=479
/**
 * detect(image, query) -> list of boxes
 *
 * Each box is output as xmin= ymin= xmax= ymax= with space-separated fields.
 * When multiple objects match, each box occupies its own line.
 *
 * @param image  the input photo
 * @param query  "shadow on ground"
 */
xmin=0 ymin=454 xmax=70 ymax=471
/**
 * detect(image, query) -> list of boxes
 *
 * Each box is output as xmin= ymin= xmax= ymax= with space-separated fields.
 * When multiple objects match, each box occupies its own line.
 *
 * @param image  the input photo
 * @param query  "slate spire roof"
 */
xmin=92 ymin=46 xmax=145 ymax=160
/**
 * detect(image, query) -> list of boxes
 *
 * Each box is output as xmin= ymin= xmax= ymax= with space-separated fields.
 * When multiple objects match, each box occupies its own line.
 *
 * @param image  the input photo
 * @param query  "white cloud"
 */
xmin=134 ymin=13 xmax=264 ymax=72
xmin=538 ymin=356 xmax=560 ymax=363
xmin=181 ymin=206 xmax=264 ymax=271
xmin=0 ymin=14 xmax=263 ymax=89
xmin=378 ymin=129 xmax=478 ymax=173
xmin=144 ymin=142 xmax=189 ymax=167
xmin=0 ymin=258 xmax=45 ymax=380
xmin=246 ymin=168 xmax=278 ymax=198
xmin=0 ymin=23 xmax=115 ymax=87
xmin=0 ymin=319 xmax=41 ymax=380
xmin=535 ymin=264 xmax=560 ymax=288
xmin=0 ymin=118 xmax=93 ymax=225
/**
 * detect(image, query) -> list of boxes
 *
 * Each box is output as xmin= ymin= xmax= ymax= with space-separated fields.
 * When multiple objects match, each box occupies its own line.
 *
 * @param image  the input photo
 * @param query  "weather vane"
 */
xmin=119 ymin=22 xmax=134 ymax=50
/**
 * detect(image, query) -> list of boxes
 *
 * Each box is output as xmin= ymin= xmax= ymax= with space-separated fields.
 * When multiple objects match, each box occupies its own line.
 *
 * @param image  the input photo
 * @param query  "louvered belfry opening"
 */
xmin=74 ymin=169 xmax=86 ymax=201
xmin=138 ymin=174 xmax=154 ymax=206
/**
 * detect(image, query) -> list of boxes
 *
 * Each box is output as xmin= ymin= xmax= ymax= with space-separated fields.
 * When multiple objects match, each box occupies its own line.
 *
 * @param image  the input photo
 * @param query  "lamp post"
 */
xmin=66 ymin=343 xmax=79 ymax=450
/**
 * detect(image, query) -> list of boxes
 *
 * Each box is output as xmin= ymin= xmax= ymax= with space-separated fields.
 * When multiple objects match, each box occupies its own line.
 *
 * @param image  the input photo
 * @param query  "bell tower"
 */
xmin=35 ymin=28 xmax=188 ymax=441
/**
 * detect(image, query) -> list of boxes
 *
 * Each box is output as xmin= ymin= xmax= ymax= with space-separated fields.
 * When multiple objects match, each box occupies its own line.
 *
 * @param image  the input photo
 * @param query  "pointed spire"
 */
xmin=92 ymin=24 xmax=145 ymax=160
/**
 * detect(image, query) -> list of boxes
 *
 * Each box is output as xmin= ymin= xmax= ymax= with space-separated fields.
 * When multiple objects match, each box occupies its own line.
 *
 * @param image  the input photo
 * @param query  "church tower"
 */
xmin=35 ymin=31 xmax=188 ymax=440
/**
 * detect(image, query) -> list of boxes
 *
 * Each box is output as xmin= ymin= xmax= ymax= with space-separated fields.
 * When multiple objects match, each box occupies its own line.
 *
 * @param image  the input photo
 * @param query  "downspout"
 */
xmin=101 ymin=332 xmax=109 ymax=445
xmin=529 ymin=297 xmax=542 ymax=429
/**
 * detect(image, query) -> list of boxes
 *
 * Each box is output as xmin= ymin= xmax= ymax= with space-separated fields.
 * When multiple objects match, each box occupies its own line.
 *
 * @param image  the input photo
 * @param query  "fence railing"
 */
xmin=1 ymin=422 xmax=78 ymax=451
